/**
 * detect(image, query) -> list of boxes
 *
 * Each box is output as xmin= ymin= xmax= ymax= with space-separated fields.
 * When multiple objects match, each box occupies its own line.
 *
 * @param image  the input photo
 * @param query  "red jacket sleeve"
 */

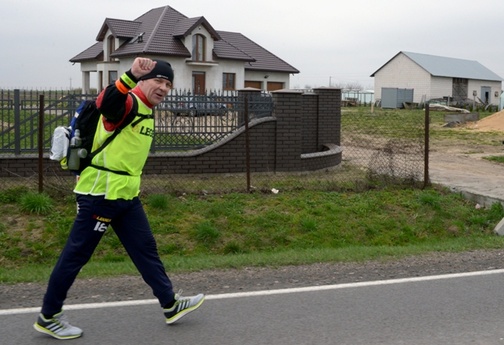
xmin=95 ymin=71 xmax=137 ymax=130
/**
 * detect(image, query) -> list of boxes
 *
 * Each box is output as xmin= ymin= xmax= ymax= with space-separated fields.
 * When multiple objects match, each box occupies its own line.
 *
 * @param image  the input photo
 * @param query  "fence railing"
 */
xmin=154 ymin=90 xmax=273 ymax=150
xmin=0 ymin=90 xmax=95 ymax=155
xmin=0 ymin=89 xmax=274 ymax=154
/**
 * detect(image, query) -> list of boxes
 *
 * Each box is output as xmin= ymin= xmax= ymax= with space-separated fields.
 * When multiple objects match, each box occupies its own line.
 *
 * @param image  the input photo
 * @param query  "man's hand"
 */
xmin=130 ymin=58 xmax=157 ymax=80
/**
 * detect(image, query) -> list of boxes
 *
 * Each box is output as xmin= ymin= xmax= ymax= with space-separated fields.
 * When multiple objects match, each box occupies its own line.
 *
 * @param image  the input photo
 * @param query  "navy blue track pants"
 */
xmin=41 ymin=195 xmax=174 ymax=316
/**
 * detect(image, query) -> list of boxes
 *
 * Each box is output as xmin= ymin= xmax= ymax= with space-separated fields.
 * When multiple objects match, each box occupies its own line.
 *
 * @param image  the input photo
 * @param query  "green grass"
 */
xmin=484 ymin=155 xmax=504 ymax=164
xmin=1 ymin=185 xmax=504 ymax=283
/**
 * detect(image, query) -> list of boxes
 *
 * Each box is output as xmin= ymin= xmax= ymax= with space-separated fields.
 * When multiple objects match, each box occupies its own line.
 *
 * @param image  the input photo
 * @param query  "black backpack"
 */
xmin=55 ymin=97 xmax=151 ymax=175
xmin=66 ymin=100 xmax=102 ymax=174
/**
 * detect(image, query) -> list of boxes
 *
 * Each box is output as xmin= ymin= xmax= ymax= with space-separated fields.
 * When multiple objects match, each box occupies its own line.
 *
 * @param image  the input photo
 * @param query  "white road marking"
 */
xmin=2 ymin=268 xmax=504 ymax=316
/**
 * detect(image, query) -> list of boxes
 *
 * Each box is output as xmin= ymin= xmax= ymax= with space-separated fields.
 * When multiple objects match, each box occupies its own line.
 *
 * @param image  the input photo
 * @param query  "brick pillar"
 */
xmin=271 ymin=89 xmax=304 ymax=171
xmin=314 ymin=87 xmax=341 ymax=146
xmin=301 ymin=93 xmax=318 ymax=154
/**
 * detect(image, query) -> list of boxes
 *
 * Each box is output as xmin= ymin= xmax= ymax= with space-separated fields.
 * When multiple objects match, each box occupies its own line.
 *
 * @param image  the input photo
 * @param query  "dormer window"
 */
xmin=107 ymin=35 xmax=115 ymax=61
xmin=192 ymin=34 xmax=206 ymax=62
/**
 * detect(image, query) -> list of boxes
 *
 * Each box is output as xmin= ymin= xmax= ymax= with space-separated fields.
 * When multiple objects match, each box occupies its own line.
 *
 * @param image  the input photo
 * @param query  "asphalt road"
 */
xmin=3 ymin=269 xmax=504 ymax=345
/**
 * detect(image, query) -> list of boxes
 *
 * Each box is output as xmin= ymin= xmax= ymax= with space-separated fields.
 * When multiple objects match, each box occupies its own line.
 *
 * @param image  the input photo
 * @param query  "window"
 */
xmin=107 ymin=36 xmax=115 ymax=61
xmin=223 ymin=73 xmax=235 ymax=90
xmin=192 ymin=34 xmax=206 ymax=61
xmin=108 ymin=71 xmax=118 ymax=84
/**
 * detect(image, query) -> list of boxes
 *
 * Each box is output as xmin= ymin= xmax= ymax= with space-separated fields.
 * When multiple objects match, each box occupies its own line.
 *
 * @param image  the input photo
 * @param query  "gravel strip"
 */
xmin=2 ymin=249 xmax=504 ymax=310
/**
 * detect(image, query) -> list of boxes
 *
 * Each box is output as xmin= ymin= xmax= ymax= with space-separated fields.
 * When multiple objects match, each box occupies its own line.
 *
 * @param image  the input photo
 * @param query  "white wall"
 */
xmin=468 ymin=80 xmax=502 ymax=105
xmin=373 ymin=53 xmax=431 ymax=103
xmin=429 ymin=76 xmax=452 ymax=100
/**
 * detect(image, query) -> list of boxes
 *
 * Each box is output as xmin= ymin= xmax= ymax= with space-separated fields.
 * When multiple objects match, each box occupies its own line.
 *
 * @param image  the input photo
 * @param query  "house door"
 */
xmin=192 ymin=72 xmax=206 ymax=95
xmin=481 ymin=86 xmax=491 ymax=104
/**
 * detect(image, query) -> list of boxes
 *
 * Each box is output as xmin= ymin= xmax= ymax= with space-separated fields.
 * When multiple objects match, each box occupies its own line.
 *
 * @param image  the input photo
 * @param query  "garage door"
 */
xmin=245 ymin=81 xmax=262 ymax=89
xmin=267 ymin=82 xmax=283 ymax=91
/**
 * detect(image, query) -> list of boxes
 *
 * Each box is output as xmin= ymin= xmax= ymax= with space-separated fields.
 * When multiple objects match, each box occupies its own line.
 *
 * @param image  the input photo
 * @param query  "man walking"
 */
xmin=34 ymin=58 xmax=204 ymax=340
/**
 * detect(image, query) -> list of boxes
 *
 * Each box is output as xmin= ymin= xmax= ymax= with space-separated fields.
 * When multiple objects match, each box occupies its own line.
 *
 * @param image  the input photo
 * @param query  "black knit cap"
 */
xmin=139 ymin=60 xmax=174 ymax=83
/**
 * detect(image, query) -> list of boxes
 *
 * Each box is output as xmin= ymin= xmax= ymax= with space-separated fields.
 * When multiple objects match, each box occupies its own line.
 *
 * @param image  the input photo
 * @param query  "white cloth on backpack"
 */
xmin=50 ymin=126 xmax=71 ymax=161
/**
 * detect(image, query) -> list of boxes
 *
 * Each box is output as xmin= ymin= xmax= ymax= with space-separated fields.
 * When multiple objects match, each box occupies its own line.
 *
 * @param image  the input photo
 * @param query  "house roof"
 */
xmin=70 ymin=5 xmax=299 ymax=74
xmin=172 ymin=16 xmax=221 ymax=41
xmin=371 ymin=51 xmax=502 ymax=81
xmin=96 ymin=18 xmax=141 ymax=40
xmin=71 ymin=42 xmax=104 ymax=62
xmin=216 ymin=31 xmax=299 ymax=73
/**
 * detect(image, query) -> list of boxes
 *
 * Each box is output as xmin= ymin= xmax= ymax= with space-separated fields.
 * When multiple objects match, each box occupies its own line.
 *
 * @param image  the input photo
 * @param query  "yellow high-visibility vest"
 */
xmin=74 ymin=94 xmax=154 ymax=200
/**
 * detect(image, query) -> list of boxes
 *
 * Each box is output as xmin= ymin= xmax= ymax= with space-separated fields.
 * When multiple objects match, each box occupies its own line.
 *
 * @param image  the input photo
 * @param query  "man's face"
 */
xmin=139 ymin=78 xmax=172 ymax=106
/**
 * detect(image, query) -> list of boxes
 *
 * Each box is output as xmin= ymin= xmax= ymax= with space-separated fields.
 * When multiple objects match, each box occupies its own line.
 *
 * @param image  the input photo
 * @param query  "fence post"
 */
xmin=424 ymin=102 xmax=430 ymax=188
xmin=244 ymin=96 xmax=251 ymax=192
xmin=238 ymin=88 xmax=261 ymax=189
xmin=38 ymin=94 xmax=45 ymax=193
xmin=14 ymin=89 xmax=21 ymax=155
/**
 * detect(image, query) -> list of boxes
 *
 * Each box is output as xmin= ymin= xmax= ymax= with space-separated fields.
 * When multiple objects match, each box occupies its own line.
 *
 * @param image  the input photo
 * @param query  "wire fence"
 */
xmin=0 ymin=89 xmax=427 ymax=196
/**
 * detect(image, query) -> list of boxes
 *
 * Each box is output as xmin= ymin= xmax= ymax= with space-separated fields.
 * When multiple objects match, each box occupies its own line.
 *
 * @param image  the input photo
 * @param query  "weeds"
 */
xmin=146 ymin=194 xmax=169 ymax=210
xmin=19 ymin=192 xmax=53 ymax=215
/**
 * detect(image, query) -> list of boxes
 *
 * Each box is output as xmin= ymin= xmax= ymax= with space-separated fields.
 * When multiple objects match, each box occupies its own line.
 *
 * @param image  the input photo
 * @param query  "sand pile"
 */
xmin=467 ymin=110 xmax=504 ymax=132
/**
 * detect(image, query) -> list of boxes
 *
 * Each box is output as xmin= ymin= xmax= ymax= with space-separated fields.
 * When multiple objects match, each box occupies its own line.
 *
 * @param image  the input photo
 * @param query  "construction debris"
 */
xmin=429 ymin=104 xmax=470 ymax=113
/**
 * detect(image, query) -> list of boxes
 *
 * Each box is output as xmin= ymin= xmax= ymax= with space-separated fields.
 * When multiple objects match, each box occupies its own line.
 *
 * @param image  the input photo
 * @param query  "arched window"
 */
xmin=192 ymin=34 xmax=206 ymax=62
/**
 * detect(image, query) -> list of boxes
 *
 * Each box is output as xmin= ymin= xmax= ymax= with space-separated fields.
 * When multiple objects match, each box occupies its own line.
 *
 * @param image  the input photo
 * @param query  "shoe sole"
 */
xmin=33 ymin=323 xmax=83 ymax=340
xmin=165 ymin=297 xmax=205 ymax=325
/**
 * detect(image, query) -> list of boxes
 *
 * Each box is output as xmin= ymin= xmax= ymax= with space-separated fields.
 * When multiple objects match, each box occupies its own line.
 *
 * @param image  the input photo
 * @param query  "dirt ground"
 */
xmin=428 ymin=109 xmax=504 ymax=205
xmin=466 ymin=109 xmax=504 ymax=132
xmin=3 ymin=110 xmax=504 ymax=311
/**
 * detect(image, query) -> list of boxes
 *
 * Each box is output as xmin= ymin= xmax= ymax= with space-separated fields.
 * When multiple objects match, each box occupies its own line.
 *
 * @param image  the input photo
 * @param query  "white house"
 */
xmin=70 ymin=5 xmax=299 ymax=94
xmin=371 ymin=51 xmax=502 ymax=107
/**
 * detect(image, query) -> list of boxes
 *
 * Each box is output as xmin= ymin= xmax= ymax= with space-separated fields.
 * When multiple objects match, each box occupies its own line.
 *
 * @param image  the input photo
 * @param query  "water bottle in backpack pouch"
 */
xmin=67 ymin=129 xmax=88 ymax=171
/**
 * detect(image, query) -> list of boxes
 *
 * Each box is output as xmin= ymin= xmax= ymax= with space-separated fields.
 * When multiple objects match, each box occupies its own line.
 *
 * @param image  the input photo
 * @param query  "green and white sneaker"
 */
xmin=164 ymin=293 xmax=205 ymax=324
xmin=33 ymin=311 xmax=83 ymax=340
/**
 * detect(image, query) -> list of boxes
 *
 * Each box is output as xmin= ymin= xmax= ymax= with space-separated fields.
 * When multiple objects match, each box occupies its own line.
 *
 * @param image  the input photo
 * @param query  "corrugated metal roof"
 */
xmin=371 ymin=51 xmax=502 ymax=81
xmin=69 ymin=5 xmax=299 ymax=74
xmin=403 ymin=51 xmax=502 ymax=81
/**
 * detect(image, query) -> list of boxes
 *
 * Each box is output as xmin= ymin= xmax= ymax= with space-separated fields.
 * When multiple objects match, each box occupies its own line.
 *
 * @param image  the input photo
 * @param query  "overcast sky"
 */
xmin=2 ymin=0 xmax=503 ymax=90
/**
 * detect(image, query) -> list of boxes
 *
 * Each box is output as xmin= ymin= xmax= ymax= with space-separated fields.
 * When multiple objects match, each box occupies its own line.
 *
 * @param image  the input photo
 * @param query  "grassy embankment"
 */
xmin=2 ymin=106 xmax=504 ymax=284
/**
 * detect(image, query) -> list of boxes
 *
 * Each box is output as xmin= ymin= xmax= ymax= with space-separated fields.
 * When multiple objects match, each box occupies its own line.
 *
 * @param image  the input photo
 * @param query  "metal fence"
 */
xmin=0 ymin=89 xmax=426 ymax=196
xmin=0 ymin=89 xmax=274 ymax=154
xmin=154 ymin=90 xmax=273 ymax=150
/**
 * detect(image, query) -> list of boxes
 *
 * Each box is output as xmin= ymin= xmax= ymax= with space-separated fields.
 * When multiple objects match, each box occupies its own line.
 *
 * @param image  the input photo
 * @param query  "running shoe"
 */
xmin=33 ymin=311 xmax=83 ymax=340
xmin=164 ymin=293 xmax=205 ymax=324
